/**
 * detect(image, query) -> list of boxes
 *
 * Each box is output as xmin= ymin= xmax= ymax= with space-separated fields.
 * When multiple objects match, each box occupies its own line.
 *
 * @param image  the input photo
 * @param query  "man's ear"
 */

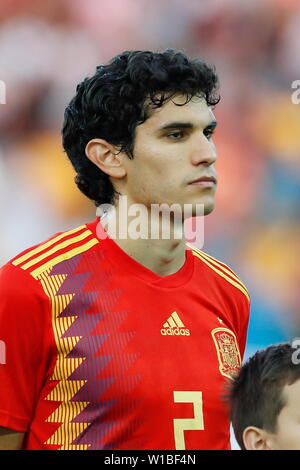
xmin=243 ymin=426 xmax=273 ymax=450
xmin=85 ymin=138 xmax=126 ymax=179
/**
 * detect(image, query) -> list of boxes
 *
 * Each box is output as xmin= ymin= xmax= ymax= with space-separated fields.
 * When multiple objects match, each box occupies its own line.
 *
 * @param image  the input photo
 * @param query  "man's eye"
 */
xmin=167 ymin=131 xmax=185 ymax=139
xmin=203 ymin=128 xmax=215 ymax=140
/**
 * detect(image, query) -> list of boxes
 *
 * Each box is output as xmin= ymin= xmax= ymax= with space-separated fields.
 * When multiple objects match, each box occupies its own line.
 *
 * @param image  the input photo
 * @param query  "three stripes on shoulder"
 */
xmin=187 ymin=243 xmax=250 ymax=302
xmin=12 ymin=225 xmax=98 ymax=279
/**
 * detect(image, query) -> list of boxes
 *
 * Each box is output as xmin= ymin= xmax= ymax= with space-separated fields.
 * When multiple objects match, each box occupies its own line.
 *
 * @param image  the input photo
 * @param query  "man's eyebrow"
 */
xmin=159 ymin=120 xmax=218 ymax=131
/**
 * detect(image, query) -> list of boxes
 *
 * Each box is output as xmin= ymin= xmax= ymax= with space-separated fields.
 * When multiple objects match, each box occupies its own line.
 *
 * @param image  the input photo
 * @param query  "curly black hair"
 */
xmin=62 ymin=49 xmax=220 ymax=207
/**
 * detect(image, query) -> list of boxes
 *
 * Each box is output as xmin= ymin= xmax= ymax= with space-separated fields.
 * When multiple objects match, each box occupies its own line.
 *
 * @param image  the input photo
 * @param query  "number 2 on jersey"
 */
xmin=173 ymin=391 xmax=204 ymax=450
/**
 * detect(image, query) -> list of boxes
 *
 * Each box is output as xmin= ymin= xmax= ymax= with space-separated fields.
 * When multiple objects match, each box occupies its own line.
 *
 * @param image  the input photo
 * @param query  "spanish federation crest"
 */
xmin=211 ymin=328 xmax=241 ymax=379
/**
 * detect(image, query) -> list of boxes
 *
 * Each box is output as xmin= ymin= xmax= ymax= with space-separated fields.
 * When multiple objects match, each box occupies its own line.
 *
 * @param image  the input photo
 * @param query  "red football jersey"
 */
xmin=0 ymin=218 xmax=250 ymax=450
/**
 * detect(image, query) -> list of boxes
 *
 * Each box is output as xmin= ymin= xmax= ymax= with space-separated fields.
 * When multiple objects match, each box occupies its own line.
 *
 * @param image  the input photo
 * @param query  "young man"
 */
xmin=0 ymin=49 xmax=250 ymax=450
xmin=228 ymin=342 xmax=300 ymax=450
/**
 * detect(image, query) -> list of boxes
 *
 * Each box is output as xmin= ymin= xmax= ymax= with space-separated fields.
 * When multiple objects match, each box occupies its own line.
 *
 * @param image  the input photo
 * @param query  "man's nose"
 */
xmin=191 ymin=134 xmax=217 ymax=166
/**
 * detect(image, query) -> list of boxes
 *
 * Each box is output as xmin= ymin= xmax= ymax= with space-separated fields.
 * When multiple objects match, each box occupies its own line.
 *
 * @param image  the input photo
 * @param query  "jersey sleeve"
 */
xmin=0 ymin=262 xmax=53 ymax=432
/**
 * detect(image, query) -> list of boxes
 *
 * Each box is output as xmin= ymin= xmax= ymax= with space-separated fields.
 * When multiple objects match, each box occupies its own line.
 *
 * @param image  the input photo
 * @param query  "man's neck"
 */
xmin=100 ymin=202 xmax=187 ymax=277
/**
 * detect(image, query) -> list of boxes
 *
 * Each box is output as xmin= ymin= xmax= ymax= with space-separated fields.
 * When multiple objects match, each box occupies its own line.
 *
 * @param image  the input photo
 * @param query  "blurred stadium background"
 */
xmin=0 ymin=0 xmax=299 ymax=447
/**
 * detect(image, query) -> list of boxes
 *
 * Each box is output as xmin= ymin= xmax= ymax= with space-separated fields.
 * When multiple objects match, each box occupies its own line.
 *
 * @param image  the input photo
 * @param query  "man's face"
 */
xmin=120 ymin=94 xmax=218 ymax=216
xmin=268 ymin=379 xmax=300 ymax=450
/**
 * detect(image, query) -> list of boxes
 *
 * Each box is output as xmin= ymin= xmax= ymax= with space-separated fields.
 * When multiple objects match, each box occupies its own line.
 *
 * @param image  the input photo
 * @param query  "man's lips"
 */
xmin=189 ymin=175 xmax=217 ymax=185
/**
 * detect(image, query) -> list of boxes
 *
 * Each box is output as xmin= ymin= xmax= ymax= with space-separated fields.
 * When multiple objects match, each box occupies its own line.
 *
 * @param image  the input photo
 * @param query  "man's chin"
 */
xmin=148 ymin=200 xmax=215 ymax=219
xmin=189 ymin=202 xmax=215 ymax=217
xmin=203 ymin=204 xmax=215 ymax=216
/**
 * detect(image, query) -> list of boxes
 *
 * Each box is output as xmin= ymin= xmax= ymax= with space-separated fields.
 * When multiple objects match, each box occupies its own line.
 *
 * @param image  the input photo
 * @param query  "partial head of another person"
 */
xmin=228 ymin=342 xmax=300 ymax=450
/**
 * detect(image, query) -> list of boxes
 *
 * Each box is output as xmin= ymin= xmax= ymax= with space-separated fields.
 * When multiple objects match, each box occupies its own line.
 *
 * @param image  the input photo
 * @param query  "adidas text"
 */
xmin=160 ymin=327 xmax=190 ymax=336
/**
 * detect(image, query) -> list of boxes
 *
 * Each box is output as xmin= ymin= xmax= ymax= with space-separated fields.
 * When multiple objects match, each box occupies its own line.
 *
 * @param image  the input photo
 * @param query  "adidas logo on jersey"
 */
xmin=160 ymin=311 xmax=190 ymax=336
